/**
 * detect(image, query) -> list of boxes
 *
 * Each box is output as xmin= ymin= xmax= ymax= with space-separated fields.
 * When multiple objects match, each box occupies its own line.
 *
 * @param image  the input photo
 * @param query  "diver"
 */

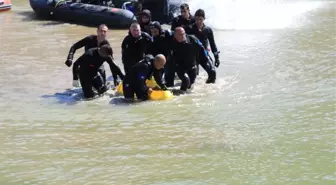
xmin=74 ymin=45 xmax=120 ymax=99
xmin=148 ymin=21 xmax=175 ymax=87
xmin=121 ymin=22 xmax=153 ymax=74
xmin=171 ymin=3 xmax=195 ymax=31
xmin=186 ymin=9 xmax=220 ymax=68
xmin=172 ymin=27 xmax=216 ymax=92
xmin=138 ymin=9 xmax=152 ymax=35
xmin=65 ymin=24 xmax=124 ymax=87
xmin=123 ymin=54 xmax=167 ymax=101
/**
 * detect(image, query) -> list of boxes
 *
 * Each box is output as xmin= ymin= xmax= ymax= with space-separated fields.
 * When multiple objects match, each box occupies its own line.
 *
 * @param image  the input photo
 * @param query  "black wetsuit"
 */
xmin=149 ymin=29 xmax=175 ymax=86
xmin=74 ymin=48 xmax=123 ymax=98
xmin=67 ymin=35 xmax=113 ymax=83
xmin=170 ymin=15 xmax=195 ymax=31
xmin=139 ymin=9 xmax=152 ymax=35
xmin=123 ymin=55 xmax=166 ymax=101
xmin=140 ymin=22 xmax=151 ymax=35
xmin=121 ymin=32 xmax=153 ymax=74
xmin=172 ymin=35 xmax=216 ymax=91
xmin=185 ymin=23 xmax=219 ymax=59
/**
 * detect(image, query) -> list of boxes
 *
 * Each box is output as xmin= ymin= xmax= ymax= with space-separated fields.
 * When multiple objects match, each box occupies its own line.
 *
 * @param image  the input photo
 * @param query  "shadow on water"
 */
xmin=108 ymin=97 xmax=140 ymax=106
xmin=41 ymin=88 xmax=84 ymax=105
xmin=41 ymin=88 xmax=136 ymax=106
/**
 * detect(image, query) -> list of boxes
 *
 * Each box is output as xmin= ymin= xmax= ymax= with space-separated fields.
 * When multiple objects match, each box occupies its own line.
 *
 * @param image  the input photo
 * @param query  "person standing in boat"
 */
xmin=65 ymin=24 xmax=124 ymax=87
xmin=170 ymin=3 xmax=195 ymax=31
xmin=121 ymin=22 xmax=153 ymax=74
xmin=185 ymin=9 xmax=221 ymax=69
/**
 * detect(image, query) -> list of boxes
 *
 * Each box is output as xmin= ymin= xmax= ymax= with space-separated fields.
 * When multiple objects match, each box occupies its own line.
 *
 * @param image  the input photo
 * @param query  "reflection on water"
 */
xmin=0 ymin=0 xmax=335 ymax=184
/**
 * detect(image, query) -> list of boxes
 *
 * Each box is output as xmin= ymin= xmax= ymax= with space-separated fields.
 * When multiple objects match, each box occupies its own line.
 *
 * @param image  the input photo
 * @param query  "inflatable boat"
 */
xmin=0 ymin=0 xmax=12 ymax=12
xmin=29 ymin=0 xmax=180 ymax=28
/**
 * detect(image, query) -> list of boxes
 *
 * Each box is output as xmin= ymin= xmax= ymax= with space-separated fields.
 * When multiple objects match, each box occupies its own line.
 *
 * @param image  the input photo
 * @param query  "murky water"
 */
xmin=0 ymin=0 xmax=335 ymax=184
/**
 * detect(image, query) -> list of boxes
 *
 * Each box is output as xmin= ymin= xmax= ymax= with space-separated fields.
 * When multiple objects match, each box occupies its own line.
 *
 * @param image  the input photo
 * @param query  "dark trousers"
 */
xmin=123 ymin=76 xmax=149 ymax=101
xmin=197 ymin=55 xmax=216 ymax=80
xmin=73 ymin=64 xmax=106 ymax=83
xmin=164 ymin=56 xmax=175 ymax=87
xmin=79 ymin=72 xmax=107 ymax=98
xmin=176 ymin=66 xmax=198 ymax=91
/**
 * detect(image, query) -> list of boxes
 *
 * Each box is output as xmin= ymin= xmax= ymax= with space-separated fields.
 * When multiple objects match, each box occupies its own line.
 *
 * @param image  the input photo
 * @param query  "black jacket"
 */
xmin=172 ymin=35 xmax=211 ymax=69
xmin=121 ymin=32 xmax=153 ymax=66
xmin=171 ymin=15 xmax=196 ymax=31
xmin=126 ymin=55 xmax=166 ymax=90
xmin=185 ymin=23 xmax=219 ymax=56
xmin=73 ymin=48 xmax=120 ymax=80
xmin=67 ymin=35 xmax=109 ymax=60
xmin=149 ymin=29 xmax=174 ymax=57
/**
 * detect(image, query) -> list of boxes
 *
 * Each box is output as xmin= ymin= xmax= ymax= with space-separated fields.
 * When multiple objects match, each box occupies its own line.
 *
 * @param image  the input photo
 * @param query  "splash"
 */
xmin=180 ymin=0 xmax=322 ymax=30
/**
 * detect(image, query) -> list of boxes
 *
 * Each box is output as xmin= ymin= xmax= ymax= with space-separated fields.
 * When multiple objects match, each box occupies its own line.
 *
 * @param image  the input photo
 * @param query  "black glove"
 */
xmin=213 ymin=53 xmax=220 ymax=67
xmin=214 ymin=57 xmax=220 ymax=68
xmin=160 ymin=85 xmax=168 ymax=91
xmin=65 ymin=59 xmax=72 ymax=67
xmin=113 ymin=80 xmax=120 ymax=87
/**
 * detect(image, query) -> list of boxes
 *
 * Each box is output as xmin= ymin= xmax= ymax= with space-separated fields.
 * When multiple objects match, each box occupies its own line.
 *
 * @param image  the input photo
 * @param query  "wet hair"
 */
xmin=130 ymin=22 xmax=140 ymax=29
xmin=139 ymin=9 xmax=151 ymax=18
xmin=150 ymin=21 xmax=162 ymax=31
xmin=180 ymin=3 xmax=189 ymax=10
xmin=100 ymin=44 xmax=113 ymax=56
xmin=195 ymin=9 xmax=205 ymax=18
xmin=98 ymin=24 xmax=108 ymax=30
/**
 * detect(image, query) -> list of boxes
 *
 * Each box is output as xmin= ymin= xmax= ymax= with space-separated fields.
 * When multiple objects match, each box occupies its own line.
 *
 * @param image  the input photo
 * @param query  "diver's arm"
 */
xmin=153 ymin=69 xmax=167 ymax=90
xmin=67 ymin=36 xmax=91 ymax=60
xmin=105 ymin=56 xmax=125 ymax=82
xmin=121 ymin=36 xmax=129 ymax=63
xmin=193 ymin=36 xmax=211 ymax=63
xmin=142 ymin=32 xmax=154 ymax=54
xmin=72 ymin=54 xmax=87 ymax=80
xmin=207 ymin=27 xmax=219 ymax=58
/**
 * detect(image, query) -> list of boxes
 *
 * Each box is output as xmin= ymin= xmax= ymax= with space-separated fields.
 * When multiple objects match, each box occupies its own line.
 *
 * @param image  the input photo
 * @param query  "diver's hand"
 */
xmin=214 ymin=58 xmax=220 ymax=68
xmin=214 ymin=52 xmax=220 ymax=68
xmin=72 ymin=80 xmax=80 ymax=87
xmin=148 ymin=88 xmax=153 ymax=94
xmin=160 ymin=85 xmax=168 ymax=91
xmin=65 ymin=59 xmax=73 ymax=67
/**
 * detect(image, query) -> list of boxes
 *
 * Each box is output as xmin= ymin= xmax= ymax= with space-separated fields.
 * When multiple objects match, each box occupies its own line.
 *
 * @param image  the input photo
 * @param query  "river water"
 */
xmin=0 ymin=0 xmax=335 ymax=184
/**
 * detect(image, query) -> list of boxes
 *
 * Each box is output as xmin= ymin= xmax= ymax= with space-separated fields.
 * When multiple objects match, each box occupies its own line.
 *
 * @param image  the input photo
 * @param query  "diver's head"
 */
xmin=97 ymin=24 xmax=108 ymax=40
xmin=174 ymin=27 xmax=186 ymax=43
xmin=195 ymin=9 xmax=205 ymax=27
xmin=150 ymin=21 xmax=162 ymax=37
xmin=130 ymin=22 xmax=141 ymax=38
xmin=180 ymin=3 xmax=191 ymax=19
xmin=98 ymin=44 xmax=113 ymax=58
xmin=139 ymin=9 xmax=151 ymax=24
xmin=154 ymin=54 xmax=166 ymax=70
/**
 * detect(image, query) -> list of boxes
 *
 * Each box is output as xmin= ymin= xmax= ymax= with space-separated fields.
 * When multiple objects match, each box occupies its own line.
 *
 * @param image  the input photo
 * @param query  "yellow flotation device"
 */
xmin=115 ymin=78 xmax=173 ymax=101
